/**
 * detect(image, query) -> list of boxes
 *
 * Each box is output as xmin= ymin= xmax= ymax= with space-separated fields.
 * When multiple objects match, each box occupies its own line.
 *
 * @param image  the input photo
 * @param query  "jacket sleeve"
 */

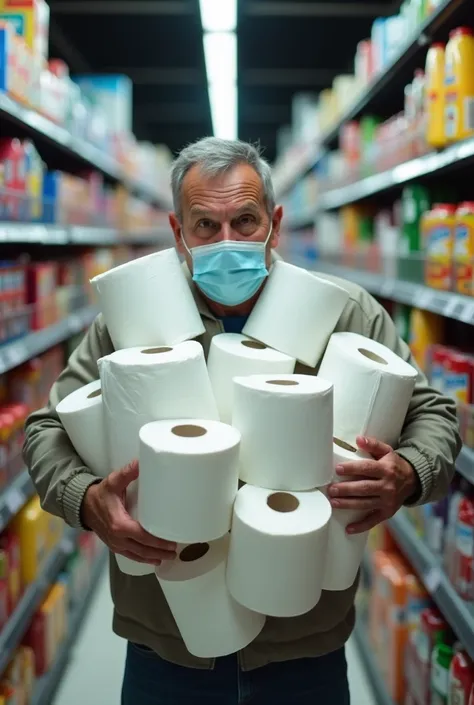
xmin=23 ymin=315 xmax=113 ymax=528
xmin=364 ymin=299 xmax=462 ymax=506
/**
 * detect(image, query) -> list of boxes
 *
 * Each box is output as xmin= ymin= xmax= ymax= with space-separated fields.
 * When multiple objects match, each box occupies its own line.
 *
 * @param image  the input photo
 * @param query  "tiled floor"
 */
xmin=53 ymin=567 xmax=376 ymax=705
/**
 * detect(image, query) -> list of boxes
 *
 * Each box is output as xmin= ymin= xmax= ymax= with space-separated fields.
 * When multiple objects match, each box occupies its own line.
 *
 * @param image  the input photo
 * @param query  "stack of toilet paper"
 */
xmin=56 ymin=253 xmax=419 ymax=658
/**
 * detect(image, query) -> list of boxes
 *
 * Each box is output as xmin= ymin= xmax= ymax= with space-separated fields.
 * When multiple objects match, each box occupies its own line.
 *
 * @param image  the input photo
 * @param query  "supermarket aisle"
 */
xmin=53 ymin=562 xmax=376 ymax=705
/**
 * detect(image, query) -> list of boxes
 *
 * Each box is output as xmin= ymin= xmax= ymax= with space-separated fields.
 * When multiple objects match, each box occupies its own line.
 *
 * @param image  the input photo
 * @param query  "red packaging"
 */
xmin=455 ymin=494 xmax=474 ymax=601
xmin=445 ymin=352 xmax=474 ymax=406
xmin=0 ymin=138 xmax=27 ymax=220
xmin=449 ymin=649 xmax=474 ymax=704
xmin=469 ymin=683 xmax=474 ymax=705
xmin=411 ymin=608 xmax=449 ymax=705
xmin=23 ymin=611 xmax=47 ymax=676
xmin=430 ymin=345 xmax=452 ymax=395
xmin=27 ymin=263 xmax=58 ymax=330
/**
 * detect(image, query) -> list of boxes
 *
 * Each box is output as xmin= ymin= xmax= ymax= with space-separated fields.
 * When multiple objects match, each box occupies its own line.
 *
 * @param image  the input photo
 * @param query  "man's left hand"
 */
xmin=328 ymin=436 xmax=419 ymax=535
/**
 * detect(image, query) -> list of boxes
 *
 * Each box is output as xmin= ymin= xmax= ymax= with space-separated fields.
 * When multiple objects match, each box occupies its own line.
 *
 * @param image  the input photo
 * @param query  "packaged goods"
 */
xmin=445 ymin=27 xmax=474 ymax=142
xmin=454 ymin=202 xmax=474 ymax=296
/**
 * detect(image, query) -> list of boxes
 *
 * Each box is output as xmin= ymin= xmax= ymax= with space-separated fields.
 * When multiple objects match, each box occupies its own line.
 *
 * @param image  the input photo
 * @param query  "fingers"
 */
xmin=123 ymin=539 xmax=177 ymax=564
xmin=346 ymin=510 xmax=384 ymax=535
xmin=356 ymin=436 xmax=393 ymax=460
xmin=107 ymin=461 xmax=139 ymax=495
xmin=329 ymin=480 xmax=380 ymax=498
xmin=336 ymin=460 xmax=382 ymax=478
xmin=330 ymin=497 xmax=381 ymax=511
xmin=117 ymin=515 xmax=177 ymax=551
xmin=119 ymin=550 xmax=161 ymax=566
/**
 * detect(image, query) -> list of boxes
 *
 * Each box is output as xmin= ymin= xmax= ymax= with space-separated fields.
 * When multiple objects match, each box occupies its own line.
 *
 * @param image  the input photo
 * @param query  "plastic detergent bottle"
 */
xmin=445 ymin=27 xmax=474 ymax=142
xmin=425 ymin=42 xmax=446 ymax=148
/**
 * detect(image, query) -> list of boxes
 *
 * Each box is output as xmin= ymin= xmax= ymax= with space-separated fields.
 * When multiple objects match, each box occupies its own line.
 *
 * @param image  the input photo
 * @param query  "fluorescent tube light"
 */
xmin=199 ymin=0 xmax=237 ymax=32
xmin=208 ymin=81 xmax=237 ymax=140
xmin=203 ymin=32 xmax=237 ymax=84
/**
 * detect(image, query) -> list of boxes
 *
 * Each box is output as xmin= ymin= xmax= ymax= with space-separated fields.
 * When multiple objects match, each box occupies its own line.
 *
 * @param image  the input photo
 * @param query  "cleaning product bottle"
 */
xmin=454 ymin=201 xmax=474 ymax=296
xmin=431 ymin=640 xmax=455 ymax=705
xmin=425 ymin=42 xmax=446 ymax=148
xmin=449 ymin=648 xmax=474 ymax=704
xmin=445 ymin=27 xmax=474 ymax=142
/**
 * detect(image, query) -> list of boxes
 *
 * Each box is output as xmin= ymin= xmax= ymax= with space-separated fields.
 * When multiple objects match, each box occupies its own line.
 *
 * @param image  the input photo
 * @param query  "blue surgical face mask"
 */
xmin=182 ymin=226 xmax=273 ymax=306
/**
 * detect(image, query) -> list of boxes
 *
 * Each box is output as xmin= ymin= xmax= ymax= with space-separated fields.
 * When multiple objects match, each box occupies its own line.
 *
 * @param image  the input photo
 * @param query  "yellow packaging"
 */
xmin=40 ymin=590 xmax=57 ymax=671
xmin=0 ymin=0 xmax=49 ymax=58
xmin=12 ymin=497 xmax=48 ymax=585
xmin=454 ymin=201 xmax=474 ymax=296
xmin=383 ymin=560 xmax=411 ymax=705
xmin=48 ymin=583 xmax=66 ymax=644
xmin=17 ymin=646 xmax=35 ymax=703
xmin=423 ymin=203 xmax=456 ymax=290
xmin=409 ymin=308 xmax=444 ymax=371
xmin=445 ymin=27 xmax=474 ymax=142
xmin=425 ymin=42 xmax=446 ymax=148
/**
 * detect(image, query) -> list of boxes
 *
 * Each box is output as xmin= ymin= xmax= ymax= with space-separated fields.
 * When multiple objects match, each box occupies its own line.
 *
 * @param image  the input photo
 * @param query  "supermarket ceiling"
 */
xmin=48 ymin=0 xmax=399 ymax=162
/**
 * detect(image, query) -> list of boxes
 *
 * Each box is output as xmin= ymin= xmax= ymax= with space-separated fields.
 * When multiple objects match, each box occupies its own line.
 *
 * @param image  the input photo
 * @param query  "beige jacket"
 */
xmin=23 ymin=259 xmax=461 ymax=670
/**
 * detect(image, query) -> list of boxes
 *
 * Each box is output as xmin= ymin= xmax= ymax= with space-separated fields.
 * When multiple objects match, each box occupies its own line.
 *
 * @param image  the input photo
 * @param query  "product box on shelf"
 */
xmin=454 ymin=202 xmax=474 ymax=296
xmin=0 ymin=138 xmax=27 ymax=221
xmin=27 ymin=261 xmax=57 ymax=330
xmin=23 ymin=139 xmax=43 ymax=221
xmin=12 ymin=496 xmax=48 ymax=585
xmin=0 ymin=21 xmax=35 ymax=107
xmin=0 ymin=529 xmax=20 ymax=614
xmin=0 ymin=0 xmax=49 ymax=59
xmin=72 ymin=74 xmax=133 ymax=135
xmin=39 ymin=59 xmax=70 ymax=125
xmin=0 ymin=261 xmax=28 ymax=344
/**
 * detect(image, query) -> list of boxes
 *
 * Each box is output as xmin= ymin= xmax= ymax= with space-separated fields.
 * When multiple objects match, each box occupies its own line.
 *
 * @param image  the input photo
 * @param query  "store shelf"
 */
xmin=285 ymin=208 xmax=316 ymax=231
xmin=0 ymin=472 xmax=35 ymax=535
xmin=353 ymin=618 xmax=394 ymax=705
xmin=0 ymin=223 xmax=174 ymax=247
xmin=292 ymin=258 xmax=474 ymax=325
xmin=456 ymin=446 xmax=474 ymax=484
xmin=388 ymin=512 xmax=474 ymax=660
xmin=317 ymin=137 xmax=474 ymax=211
xmin=0 ymin=528 xmax=78 ymax=675
xmin=31 ymin=548 xmax=108 ymax=705
xmin=0 ymin=305 xmax=99 ymax=375
xmin=0 ymin=93 xmax=171 ymax=209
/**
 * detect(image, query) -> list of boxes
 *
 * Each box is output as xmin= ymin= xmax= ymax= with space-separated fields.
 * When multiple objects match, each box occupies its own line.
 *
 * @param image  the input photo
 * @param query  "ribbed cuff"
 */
xmin=62 ymin=471 xmax=102 ymax=529
xmin=396 ymin=446 xmax=433 ymax=506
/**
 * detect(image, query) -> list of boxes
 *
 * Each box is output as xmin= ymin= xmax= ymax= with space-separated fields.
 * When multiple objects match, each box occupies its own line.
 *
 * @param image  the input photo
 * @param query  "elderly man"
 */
xmin=24 ymin=137 xmax=460 ymax=704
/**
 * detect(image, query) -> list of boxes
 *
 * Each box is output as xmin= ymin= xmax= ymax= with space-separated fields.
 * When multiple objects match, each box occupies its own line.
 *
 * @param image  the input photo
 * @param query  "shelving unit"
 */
xmin=0 ymin=472 xmax=35 ymax=535
xmin=0 ymin=223 xmax=173 ymax=248
xmin=388 ymin=512 xmax=474 ymax=659
xmin=30 ymin=548 xmax=107 ymax=705
xmin=0 ymin=528 xmax=78 ymax=675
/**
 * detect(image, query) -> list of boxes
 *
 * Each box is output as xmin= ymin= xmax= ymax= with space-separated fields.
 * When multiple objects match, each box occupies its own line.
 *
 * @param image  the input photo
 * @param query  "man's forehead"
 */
xmin=182 ymin=162 xmax=264 ymax=199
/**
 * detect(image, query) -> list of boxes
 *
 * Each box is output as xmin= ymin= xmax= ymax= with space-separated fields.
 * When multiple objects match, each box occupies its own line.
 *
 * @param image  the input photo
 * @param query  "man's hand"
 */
xmin=328 ymin=436 xmax=419 ymax=535
xmin=82 ymin=461 xmax=177 ymax=565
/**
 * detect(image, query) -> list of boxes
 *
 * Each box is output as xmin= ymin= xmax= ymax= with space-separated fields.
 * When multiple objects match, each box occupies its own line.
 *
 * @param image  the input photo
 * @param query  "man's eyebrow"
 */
xmin=189 ymin=207 xmax=213 ymax=219
xmin=232 ymin=202 xmax=260 ymax=217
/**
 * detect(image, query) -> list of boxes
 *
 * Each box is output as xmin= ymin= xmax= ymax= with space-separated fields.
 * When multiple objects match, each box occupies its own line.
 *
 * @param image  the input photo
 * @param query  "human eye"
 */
xmin=235 ymin=214 xmax=258 ymax=233
xmin=195 ymin=219 xmax=219 ymax=237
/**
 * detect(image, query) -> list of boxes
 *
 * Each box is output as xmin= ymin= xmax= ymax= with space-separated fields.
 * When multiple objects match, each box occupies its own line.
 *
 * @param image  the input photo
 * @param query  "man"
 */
xmin=24 ymin=137 xmax=461 ymax=704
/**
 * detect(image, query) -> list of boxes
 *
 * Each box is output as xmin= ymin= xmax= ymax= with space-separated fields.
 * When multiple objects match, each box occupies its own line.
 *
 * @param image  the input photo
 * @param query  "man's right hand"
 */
xmin=82 ymin=461 xmax=177 ymax=565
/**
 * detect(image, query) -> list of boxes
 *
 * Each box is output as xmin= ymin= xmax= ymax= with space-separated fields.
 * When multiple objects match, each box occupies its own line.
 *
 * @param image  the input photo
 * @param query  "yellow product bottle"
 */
xmin=409 ymin=308 xmax=444 ymax=371
xmin=422 ymin=203 xmax=456 ymax=290
xmin=12 ymin=497 xmax=48 ymax=585
xmin=425 ymin=42 xmax=446 ymax=148
xmin=454 ymin=201 xmax=474 ymax=296
xmin=445 ymin=27 xmax=474 ymax=142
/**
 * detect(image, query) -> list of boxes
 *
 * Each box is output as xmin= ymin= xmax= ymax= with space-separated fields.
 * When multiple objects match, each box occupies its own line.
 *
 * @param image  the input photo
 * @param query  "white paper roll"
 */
xmin=233 ymin=374 xmax=333 ymax=490
xmin=242 ymin=262 xmax=349 ymax=367
xmin=156 ymin=536 xmax=266 ymax=658
xmin=56 ymin=380 xmax=109 ymax=478
xmin=318 ymin=332 xmax=418 ymax=447
xmin=322 ymin=438 xmax=372 ymax=592
xmin=99 ymin=342 xmax=218 ymax=577
xmin=227 ymin=485 xmax=331 ymax=617
xmin=138 ymin=420 xmax=240 ymax=542
xmin=207 ymin=334 xmax=295 ymax=423
xmin=91 ymin=249 xmax=205 ymax=350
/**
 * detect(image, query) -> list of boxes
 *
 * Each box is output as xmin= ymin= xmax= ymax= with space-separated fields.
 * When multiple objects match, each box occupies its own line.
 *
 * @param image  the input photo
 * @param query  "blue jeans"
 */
xmin=121 ymin=642 xmax=350 ymax=704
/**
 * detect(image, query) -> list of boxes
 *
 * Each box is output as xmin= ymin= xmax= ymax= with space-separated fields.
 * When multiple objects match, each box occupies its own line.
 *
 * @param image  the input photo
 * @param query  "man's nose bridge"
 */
xmin=221 ymin=222 xmax=235 ymax=240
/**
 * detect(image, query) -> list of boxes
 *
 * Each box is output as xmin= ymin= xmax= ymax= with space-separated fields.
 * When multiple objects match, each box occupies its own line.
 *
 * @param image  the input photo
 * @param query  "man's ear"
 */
xmin=169 ymin=213 xmax=185 ymax=254
xmin=270 ymin=205 xmax=284 ymax=248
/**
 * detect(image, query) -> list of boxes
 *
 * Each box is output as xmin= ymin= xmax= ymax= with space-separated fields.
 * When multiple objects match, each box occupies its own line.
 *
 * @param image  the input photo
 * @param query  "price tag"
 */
xmin=424 ymin=567 xmax=442 ymax=593
xmin=5 ymin=488 xmax=24 ymax=515
xmin=460 ymin=302 xmax=474 ymax=325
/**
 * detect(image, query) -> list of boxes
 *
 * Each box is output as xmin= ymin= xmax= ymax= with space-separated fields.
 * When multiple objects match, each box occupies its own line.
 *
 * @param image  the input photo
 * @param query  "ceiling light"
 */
xmin=208 ymin=82 xmax=237 ymax=140
xmin=203 ymin=32 xmax=237 ymax=84
xmin=199 ymin=0 xmax=237 ymax=32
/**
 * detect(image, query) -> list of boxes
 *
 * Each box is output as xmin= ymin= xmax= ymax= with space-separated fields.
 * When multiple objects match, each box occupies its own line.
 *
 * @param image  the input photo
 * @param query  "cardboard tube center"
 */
xmin=179 ymin=543 xmax=210 ymax=562
xmin=172 ymin=424 xmax=207 ymax=438
xmin=241 ymin=340 xmax=267 ymax=350
xmin=266 ymin=380 xmax=299 ymax=386
xmin=333 ymin=437 xmax=357 ymax=453
xmin=267 ymin=492 xmax=300 ymax=513
xmin=141 ymin=347 xmax=173 ymax=355
xmin=358 ymin=348 xmax=388 ymax=366
xmin=87 ymin=389 xmax=102 ymax=399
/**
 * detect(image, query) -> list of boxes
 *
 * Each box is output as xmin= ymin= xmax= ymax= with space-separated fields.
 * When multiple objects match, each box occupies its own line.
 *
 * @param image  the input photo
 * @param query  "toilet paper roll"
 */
xmin=318 ymin=332 xmax=418 ymax=447
xmin=91 ymin=249 xmax=205 ymax=350
xmin=322 ymin=438 xmax=372 ymax=592
xmin=56 ymin=380 xmax=109 ymax=478
xmin=207 ymin=334 xmax=296 ymax=423
xmin=156 ymin=536 xmax=266 ymax=658
xmin=99 ymin=342 xmax=218 ymax=577
xmin=233 ymin=374 xmax=333 ymax=490
xmin=242 ymin=262 xmax=349 ymax=367
xmin=227 ymin=485 xmax=331 ymax=617
xmin=138 ymin=420 xmax=240 ymax=542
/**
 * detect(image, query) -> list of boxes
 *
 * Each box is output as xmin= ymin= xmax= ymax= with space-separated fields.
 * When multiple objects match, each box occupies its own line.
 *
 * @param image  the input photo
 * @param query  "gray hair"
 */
xmin=171 ymin=137 xmax=275 ymax=219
